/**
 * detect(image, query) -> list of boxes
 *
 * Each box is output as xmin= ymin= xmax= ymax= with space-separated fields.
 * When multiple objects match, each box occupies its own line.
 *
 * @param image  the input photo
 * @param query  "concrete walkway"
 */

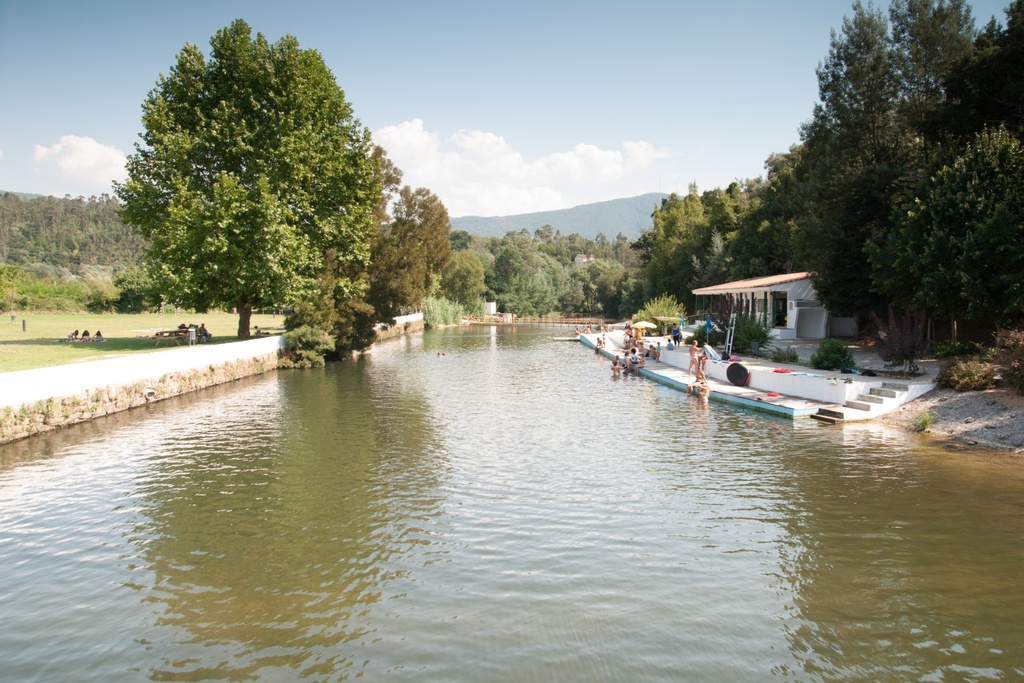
xmin=582 ymin=331 xmax=937 ymax=422
xmin=0 ymin=336 xmax=285 ymax=409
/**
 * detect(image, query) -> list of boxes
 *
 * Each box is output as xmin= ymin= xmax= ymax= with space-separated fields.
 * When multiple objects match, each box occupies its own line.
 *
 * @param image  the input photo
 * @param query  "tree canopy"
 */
xmin=115 ymin=19 xmax=380 ymax=337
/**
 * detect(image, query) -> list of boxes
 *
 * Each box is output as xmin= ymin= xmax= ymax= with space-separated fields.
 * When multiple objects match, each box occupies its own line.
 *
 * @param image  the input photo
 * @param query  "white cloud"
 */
xmin=374 ymin=119 xmax=670 ymax=217
xmin=0 ymin=148 xmax=5 ymax=161
xmin=32 ymin=135 xmax=127 ymax=195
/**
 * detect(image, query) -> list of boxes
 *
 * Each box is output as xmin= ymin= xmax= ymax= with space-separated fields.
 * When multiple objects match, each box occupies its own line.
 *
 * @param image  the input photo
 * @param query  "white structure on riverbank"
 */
xmin=692 ymin=272 xmax=856 ymax=339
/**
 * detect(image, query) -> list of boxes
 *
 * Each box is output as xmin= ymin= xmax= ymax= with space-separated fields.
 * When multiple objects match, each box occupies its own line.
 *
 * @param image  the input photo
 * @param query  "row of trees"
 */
xmin=436 ymin=229 xmax=642 ymax=318
xmin=637 ymin=0 xmax=1024 ymax=336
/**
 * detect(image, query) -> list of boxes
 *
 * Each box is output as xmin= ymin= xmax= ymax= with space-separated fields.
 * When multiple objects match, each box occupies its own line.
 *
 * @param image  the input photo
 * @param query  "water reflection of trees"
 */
xmin=137 ymin=363 xmax=448 ymax=680
xmin=773 ymin=433 xmax=1024 ymax=680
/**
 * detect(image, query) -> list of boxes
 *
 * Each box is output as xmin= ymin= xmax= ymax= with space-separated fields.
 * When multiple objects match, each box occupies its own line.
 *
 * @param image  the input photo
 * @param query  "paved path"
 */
xmin=0 ymin=336 xmax=285 ymax=409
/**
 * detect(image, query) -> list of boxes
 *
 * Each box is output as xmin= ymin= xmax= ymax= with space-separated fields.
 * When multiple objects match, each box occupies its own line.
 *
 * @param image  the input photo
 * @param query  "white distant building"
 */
xmin=573 ymin=254 xmax=594 ymax=266
xmin=692 ymin=272 xmax=856 ymax=339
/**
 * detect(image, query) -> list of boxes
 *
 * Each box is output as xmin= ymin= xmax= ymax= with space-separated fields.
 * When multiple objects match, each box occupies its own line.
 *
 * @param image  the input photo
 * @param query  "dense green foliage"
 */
xmin=635 ymin=293 xmax=685 ymax=327
xmin=634 ymin=0 xmax=1024 ymax=335
xmin=422 ymin=296 xmax=465 ymax=327
xmin=449 ymin=226 xmax=639 ymax=319
xmin=116 ymin=19 xmax=380 ymax=338
xmin=279 ymin=325 xmax=336 ymax=368
xmin=0 ymin=193 xmax=146 ymax=269
xmin=810 ymin=338 xmax=857 ymax=370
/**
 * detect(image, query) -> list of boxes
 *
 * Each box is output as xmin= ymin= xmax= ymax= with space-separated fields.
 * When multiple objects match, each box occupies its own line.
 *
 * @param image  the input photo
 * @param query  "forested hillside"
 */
xmin=0 ymin=193 xmax=146 ymax=272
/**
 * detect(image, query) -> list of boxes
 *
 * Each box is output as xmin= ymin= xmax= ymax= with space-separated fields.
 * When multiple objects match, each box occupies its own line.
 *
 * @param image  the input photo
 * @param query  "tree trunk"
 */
xmin=237 ymin=301 xmax=252 ymax=338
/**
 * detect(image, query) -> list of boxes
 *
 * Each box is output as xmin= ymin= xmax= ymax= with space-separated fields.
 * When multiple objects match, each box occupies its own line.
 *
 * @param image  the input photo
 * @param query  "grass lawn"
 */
xmin=0 ymin=311 xmax=285 ymax=373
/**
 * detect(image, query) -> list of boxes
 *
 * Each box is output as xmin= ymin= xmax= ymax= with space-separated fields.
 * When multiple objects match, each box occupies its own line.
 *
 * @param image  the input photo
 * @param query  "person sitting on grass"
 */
xmin=93 ymin=330 xmax=104 ymax=342
xmin=81 ymin=330 xmax=91 ymax=341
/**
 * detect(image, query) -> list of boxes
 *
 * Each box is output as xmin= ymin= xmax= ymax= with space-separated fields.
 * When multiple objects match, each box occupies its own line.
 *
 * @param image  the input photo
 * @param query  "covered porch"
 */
xmin=692 ymin=272 xmax=852 ymax=340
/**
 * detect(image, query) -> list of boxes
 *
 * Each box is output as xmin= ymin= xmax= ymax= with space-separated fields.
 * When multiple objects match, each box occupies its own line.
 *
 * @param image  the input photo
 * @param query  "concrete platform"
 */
xmin=580 ymin=331 xmax=936 ymax=422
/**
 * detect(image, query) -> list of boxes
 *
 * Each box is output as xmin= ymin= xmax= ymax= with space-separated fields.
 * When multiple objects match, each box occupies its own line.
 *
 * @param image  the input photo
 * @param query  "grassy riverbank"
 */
xmin=0 ymin=312 xmax=283 ymax=373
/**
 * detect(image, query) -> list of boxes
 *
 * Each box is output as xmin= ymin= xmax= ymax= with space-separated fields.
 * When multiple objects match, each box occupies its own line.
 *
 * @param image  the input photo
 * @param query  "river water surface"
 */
xmin=2 ymin=327 xmax=1023 ymax=682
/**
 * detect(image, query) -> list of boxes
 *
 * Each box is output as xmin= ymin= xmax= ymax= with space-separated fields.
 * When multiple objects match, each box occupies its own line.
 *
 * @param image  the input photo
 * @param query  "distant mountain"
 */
xmin=450 ymin=192 xmax=668 ymax=239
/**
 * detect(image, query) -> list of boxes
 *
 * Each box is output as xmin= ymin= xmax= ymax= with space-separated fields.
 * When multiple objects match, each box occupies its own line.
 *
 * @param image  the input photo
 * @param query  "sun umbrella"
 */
xmin=632 ymin=321 xmax=657 ymax=329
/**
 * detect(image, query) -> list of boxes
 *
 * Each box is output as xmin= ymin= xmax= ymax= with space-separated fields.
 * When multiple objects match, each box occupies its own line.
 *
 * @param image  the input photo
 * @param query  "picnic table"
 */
xmin=153 ymin=329 xmax=193 ymax=346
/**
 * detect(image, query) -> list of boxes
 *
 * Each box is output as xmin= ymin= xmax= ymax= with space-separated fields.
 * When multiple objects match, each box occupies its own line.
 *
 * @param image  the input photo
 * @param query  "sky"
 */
xmin=0 ymin=0 xmax=1012 ymax=218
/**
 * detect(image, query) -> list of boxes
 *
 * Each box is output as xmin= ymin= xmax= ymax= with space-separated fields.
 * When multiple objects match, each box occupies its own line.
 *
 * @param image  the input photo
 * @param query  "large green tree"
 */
xmin=889 ymin=126 xmax=1024 ymax=323
xmin=439 ymin=250 xmax=487 ymax=310
xmin=116 ymin=19 xmax=380 ymax=337
xmin=366 ymin=186 xmax=452 ymax=321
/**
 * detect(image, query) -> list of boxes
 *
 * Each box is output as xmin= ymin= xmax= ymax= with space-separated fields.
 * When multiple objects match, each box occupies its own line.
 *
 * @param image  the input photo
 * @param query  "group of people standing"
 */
xmin=606 ymin=328 xmax=710 ymax=402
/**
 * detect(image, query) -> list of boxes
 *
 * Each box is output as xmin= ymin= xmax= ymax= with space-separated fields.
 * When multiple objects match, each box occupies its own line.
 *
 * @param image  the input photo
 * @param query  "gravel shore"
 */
xmin=878 ymin=386 xmax=1024 ymax=454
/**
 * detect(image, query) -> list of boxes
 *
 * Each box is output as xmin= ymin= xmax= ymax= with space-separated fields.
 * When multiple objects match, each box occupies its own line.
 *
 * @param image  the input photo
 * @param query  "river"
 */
xmin=1 ymin=326 xmax=1023 ymax=682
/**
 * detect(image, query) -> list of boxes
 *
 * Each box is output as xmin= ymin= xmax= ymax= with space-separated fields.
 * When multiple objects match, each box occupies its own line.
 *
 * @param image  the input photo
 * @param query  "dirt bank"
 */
xmin=878 ymin=387 xmax=1024 ymax=454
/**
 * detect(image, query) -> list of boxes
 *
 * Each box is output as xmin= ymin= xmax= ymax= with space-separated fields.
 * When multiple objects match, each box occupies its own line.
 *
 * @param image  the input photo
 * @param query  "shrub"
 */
xmin=84 ymin=277 xmax=119 ymax=313
xmin=733 ymin=314 xmax=773 ymax=355
xmin=994 ymin=328 xmax=1024 ymax=353
xmin=1004 ymin=358 xmax=1024 ymax=395
xmin=636 ymin=294 xmax=685 ymax=329
xmin=422 ymin=296 xmax=465 ymax=328
xmin=280 ymin=324 xmax=335 ymax=368
xmin=932 ymin=339 xmax=980 ymax=358
xmin=771 ymin=346 xmax=800 ymax=364
xmin=912 ymin=410 xmax=934 ymax=432
xmin=810 ymin=338 xmax=855 ymax=370
xmin=936 ymin=358 xmax=997 ymax=391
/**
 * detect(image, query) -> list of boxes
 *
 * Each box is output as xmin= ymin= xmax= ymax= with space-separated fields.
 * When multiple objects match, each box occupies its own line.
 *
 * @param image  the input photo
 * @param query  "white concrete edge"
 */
xmin=0 ymin=336 xmax=286 ymax=409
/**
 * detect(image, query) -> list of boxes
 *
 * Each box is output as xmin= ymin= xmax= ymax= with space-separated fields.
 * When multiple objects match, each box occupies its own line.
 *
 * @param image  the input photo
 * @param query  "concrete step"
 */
xmin=817 ymin=408 xmax=846 ymax=421
xmin=857 ymin=394 xmax=886 ymax=404
xmin=845 ymin=400 xmax=873 ymax=411
xmin=882 ymin=381 xmax=910 ymax=392
xmin=811 ymin=413 xmax=840 ymax=424
xmin=870 ymin=387 xmax=899 ymax=399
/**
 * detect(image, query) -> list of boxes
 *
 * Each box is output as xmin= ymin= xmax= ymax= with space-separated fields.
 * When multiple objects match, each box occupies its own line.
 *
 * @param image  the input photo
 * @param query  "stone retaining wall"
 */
xmin=374 ymin=313 xmax=425 ymax=342
xmin=0 ymin=317 xmax=428 ymax=445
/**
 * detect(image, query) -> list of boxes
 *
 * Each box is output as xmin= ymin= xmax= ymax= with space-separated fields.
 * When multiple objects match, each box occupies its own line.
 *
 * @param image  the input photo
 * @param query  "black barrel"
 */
xmin=726 ymin=362 xmax=750 ymax=386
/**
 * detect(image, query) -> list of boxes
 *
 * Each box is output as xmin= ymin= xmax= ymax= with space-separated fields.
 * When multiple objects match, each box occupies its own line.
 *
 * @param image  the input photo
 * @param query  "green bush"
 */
xmin=280 ymin=324 xmax=335 ymax=368
xmin=810 ymin=338 xmax=855 ymax=370
xmin=733 ymin=314 xmax=773 ymax=355
xmin=932 ymin=339 xmax=980 ymax=358
xmin=912 ymin=410 xmax=934 ymax=432
xmin=1004 ymin=358 xmax=1024 ymax=395
xmin=936 ymin=358 xmax=997 ymax=391
xmin=636 ymin=294 xmax=685 ymax=328
xmin=771 ymin=346 xmax=800 ymax=364
xmin=422 ymin=296 xmax=465 ymax=328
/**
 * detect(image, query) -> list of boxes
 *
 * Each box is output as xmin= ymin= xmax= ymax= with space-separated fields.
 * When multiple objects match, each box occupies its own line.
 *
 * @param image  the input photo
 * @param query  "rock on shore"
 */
xmin=879 ymin=387 xmax=1024 ymax=453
